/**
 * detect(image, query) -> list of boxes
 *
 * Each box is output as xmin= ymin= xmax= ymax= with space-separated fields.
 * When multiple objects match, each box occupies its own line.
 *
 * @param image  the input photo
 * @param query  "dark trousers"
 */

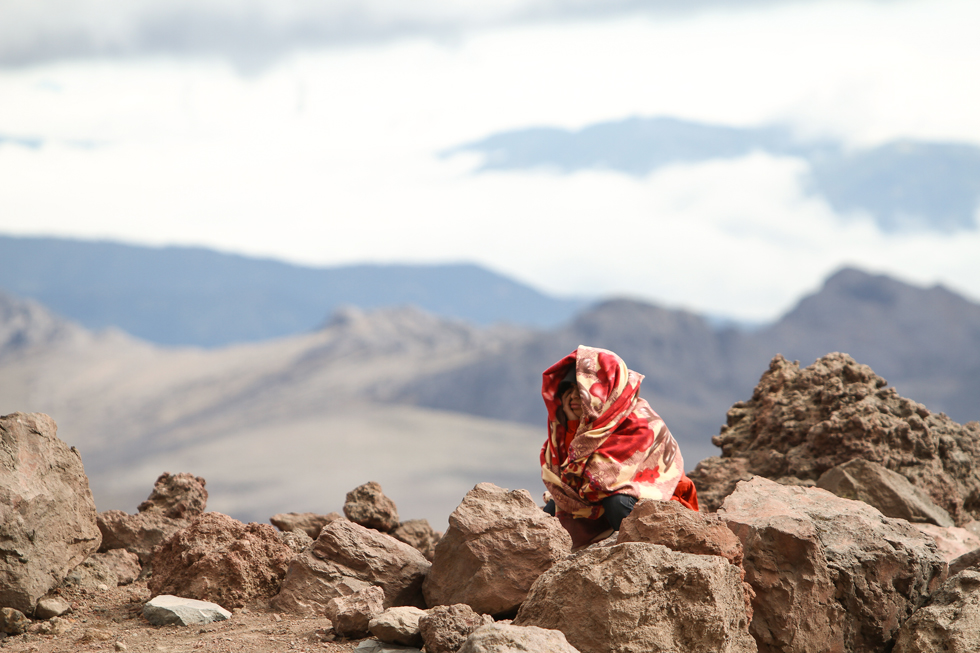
xmin=543 ymin=494 xmax=638 ymax=531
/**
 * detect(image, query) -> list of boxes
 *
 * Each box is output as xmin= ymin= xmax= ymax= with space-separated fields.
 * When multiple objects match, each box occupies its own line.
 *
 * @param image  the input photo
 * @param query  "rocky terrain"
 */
xmin=3 ymin=352 xmax=980 ymax=652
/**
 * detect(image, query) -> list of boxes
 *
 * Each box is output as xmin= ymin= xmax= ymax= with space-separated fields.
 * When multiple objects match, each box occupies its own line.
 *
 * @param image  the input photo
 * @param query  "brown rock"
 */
xmin=911 ymin=523 xmax=980 ymax=561
xmin=392 ymin=519 xmax=442 ymax=561
xmin=420 ymin=604 xmax=494 ymax=653
xmin=270 ymin=511 xmax=341 ymax=539
xmin=514 ymin=542 xmax=756 ymax=653
xmin=817 ymin=458 xmax=955 ymax=527
xmin=34 ymin=597 xmax=71 ymax=619
xmin=0 ymin=608 xmax=29 ymax=635
xmin=369 ymin=606 xmax=427 ymax=647
xmin=277 ymin=528 xmax=315 ymax=554
xmin=704 ymin=353 xmax=980 ymax=525
xmin=720 ymin=477 xmax=947 ymax=653
xmin=274 ymin=518 xmax=430 ymax=615
xmin=459 ymin=623 xmax=582 ymax=653
xmin=687 ymin=456 xmax=753 ymax=513
xmin=65 ymin=549 xmax=142 ymax=589
xmin=137 ymin=472 xmax=207 ymax=520
xmin=149 ymin=512 xmax=292 ymax=609
xmin=0 ymin=412 xmax=101 ymax=614
xmin=423 ymin=483 xmax=571 ymax=616
xmin=344 ymin=482 xmax=400 ymax=532
xmin=949 ymin=547 xmax=980 ymax=576
xmin=892 ymin=570 xmax=980 ymax=652
xmin=325 ymin=586 xmax=385 ymax=639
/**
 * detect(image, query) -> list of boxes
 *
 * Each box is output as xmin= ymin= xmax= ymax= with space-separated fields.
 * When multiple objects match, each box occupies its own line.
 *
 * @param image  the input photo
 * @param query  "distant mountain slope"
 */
xmin=0 ymin=235 xmax=587 ymax=347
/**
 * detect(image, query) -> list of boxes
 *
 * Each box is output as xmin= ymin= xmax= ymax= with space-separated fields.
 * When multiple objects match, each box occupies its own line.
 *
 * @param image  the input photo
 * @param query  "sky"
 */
xmin=1 ymin=0 xmax=979 ymax=323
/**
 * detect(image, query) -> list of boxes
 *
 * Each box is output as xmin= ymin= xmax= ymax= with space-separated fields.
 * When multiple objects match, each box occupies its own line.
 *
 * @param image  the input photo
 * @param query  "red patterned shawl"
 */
xmin=540 ymin=345 xmax=684 ymax=519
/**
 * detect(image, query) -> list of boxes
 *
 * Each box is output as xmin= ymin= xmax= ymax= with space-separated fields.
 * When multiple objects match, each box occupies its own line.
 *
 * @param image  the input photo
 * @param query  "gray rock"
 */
xmin=369 ymin=606 xmax=427 ymax=647
xmin=34 ymin=597 xmax=71 ymax=619
xmin=142 ymin=594 xmax=232 ymax=626
xmin=0 ymin=412 xmax=102 ymax=614
xmin=817 ymin=458 xmax=955 ymax=527
xmin=459 ymin=623 xmax=582 ymax=653
xmin=893 ymin=570 xmax=980 ymax=652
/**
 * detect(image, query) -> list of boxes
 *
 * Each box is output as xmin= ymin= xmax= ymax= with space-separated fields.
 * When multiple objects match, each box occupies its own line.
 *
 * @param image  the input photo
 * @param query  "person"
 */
xmin=540 ymin=345 xmax=698 ymax=550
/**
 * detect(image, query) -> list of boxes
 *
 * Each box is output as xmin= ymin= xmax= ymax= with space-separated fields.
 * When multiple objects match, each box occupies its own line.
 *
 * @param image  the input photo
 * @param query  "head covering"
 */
xmin=540 ymin=345 xmax=683 ymax=520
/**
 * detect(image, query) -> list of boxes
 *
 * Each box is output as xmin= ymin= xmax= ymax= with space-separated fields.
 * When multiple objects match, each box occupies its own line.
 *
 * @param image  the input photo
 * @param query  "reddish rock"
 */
xmin=273 ymin=518 xmax=429 ymax=616
xmin=911 ymin=523 xmax=980 ymax=562
xmin=419 ymin=604 xmax=494 ymax=653
xmin=720 ymin=477 xmax=947 ymax=653
xmin=137 ymin=472 xmax=207 ymax=520
xmin=423 ymin=483 xmax=571 ymax=616
xmin=893 ymin=570 xmax=980 ymax=653
xmin=514 ymin=542 xmax=756 ymax=653
xmin=325 ymin=586 xmax=385 ymax=639
xmin=148 ymin=512 xmax=292 ymax=609
xmin=0 ymin=412 xmax=101 ymax=615
xmin=698 ymin=353 xmax=980 ymax=525
xmin=343 ymin=482 xmax=400 ymax=532
xmin=392 ymin=519 xmax=442 ymax=561
xmin=270 ymin=512 xmax=341 ymax=539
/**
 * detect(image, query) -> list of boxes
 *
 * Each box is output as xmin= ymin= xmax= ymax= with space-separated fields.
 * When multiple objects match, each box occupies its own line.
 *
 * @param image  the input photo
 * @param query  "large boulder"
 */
xmin=423 ymin=483 xmax=571 ymax=616
xmin=273 ymin=518 xmax=430 ymax=616
xmin=270 ymin=511 xmax=341 ymax=539
xmin=459 ymin=623 xmax=582 ymax=653
xmin=97 ymin=472 xmax=208 ymax=563
xmin=344 ymin=481 xmax=400 ymax=532
xmin=148 ymin=512 xmax=292 ymax=609
xmin=691 ymin=353 xmax=980 ymax=524
xmin=0 ymin=412 xmax=101 ymax=614
xmin=720 ymin=477 xmax=947 ymax=653
xmin=514 ymin=542 xmax=756 ymax=653
xmin=817 ymin=458 xmax=955 ymax=527
xmin=892 ymin=570 xmax=980 ymax=652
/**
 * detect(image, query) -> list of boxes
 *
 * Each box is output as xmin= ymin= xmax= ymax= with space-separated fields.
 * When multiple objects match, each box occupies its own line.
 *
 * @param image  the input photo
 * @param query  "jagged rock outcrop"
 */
xmin=892 ymin=570 xmax=980 ymax=652
xmin=691 ymin=353 xmax=980 ymax=523
xmin=423 ymin=483 xmax=571 ymax=616
xmin=97 ymin=472 xmax=208 ymax=563
xmin=0 ymin=412 xmax=101 ymax=615
xmin=720 ymin=477 xmax=947 ymax=653
xmin=514 ymin=542 xmax=756 ymax=653
xmin=149 ymin=512 xmax=292 ymax=609
xmin=344 ymin=481 xmax=400 ymax=532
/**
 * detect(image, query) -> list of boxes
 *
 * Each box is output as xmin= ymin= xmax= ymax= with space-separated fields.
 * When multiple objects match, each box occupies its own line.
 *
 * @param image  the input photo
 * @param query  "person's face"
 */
xmin=561 ymin=387 xmax=583 ymax=421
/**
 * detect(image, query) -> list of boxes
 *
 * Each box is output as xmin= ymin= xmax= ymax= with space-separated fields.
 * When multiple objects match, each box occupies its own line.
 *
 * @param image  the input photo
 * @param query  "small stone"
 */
xmin=115 ymin=642 xmax=129 ymax=652
xmin=98 ymin=583 xmax=110 ymax=592
xmin=0 ymin=607 xmax=29 ymax=635
xmin=143 ymin=595 xmax=232 ymax=626
xmin=35 ymin=597 xmax=72 ymax=619
xmin=28 ymin=616 xmax=73 ymax=636
xmin=81 ymin=628 xmax=114 ymax=642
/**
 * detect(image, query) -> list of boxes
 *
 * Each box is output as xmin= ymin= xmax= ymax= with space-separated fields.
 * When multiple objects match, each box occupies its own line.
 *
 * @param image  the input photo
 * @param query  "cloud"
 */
xmin=0 ymin=0 xmax=876 ymax=70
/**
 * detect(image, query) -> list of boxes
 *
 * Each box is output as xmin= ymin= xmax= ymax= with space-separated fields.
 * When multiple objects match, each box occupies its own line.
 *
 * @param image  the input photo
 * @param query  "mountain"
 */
xmin=0 ymin=235 xmax=588 ymax=347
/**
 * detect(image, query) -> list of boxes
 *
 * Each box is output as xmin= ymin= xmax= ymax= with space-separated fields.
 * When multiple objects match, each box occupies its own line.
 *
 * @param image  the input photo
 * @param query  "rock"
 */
xmin=817 ymin=458 xmax=955 ymax=527
xmin=34 ymin=596 xmax=71 ymax=619
xmin=326 ymin=586 xmax=385 ymax=639
xmin=515 ymin=542 xmax=755 ymax=653
xmin=278 ymin=528 xmax=315 ymax=554
xmin=369 ymin=606 xmax=426 ymax=647
xmin=355 ymin=641 xmax=423 ymax=652
xmin=705 ymin=353 xmax=980 ymax=525
xmin=423 ymin=483 xmax=571 ymax=616
xmin=392 ymin=519 xmax=442 ymax=561
xmin=892 ymin=570 xmax=980 ymax=652
xmin=720 ymin=477 xmax=947 ymax=653
xmin=28 ymin=615 xmax=72 ymax=636
xmin=419 ymin=604 xmax=494 ymax=653
xmin=459 ymin=623 xmax=582 ymax=653
xmin=687 ymin=456 xmax=753 ymax=512
xmin=142 ymin=594 xmax=232 ymax=626
xmin=912 ymin=523 xmax=980 ymax=562
xmin=0 ymin=608 xmax=29 ymax=635
xmin=98 ymin=472 xmax=208 ymax=564
xmin=0 ymin=412 xmax=102 ymax=614
xmin=950 ymin=547 xmax=980 ymax=576
xmin=65 ymin=549 xmax=142 ymax=589
xmin=344 ymin=482 xmax=400 ymax=532
xmin=270 ymin=511 xmax=342 ymax=539
xmin=274 ymin=518 xmax=430 ymax=616
xmin=149 ymin=512 xmax=293 ymax=609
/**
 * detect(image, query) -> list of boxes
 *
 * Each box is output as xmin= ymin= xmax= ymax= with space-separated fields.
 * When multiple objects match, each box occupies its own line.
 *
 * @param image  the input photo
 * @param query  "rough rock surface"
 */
xmin=369 ymin=606 xmax=426 ymax=647
xmin=65 ymin=549 xmax=142 ymax=588
xmin=344 ymin=482 xmax=400 ymax=532
xmin=274 ymin=518 xmax=430 ymax=616
xmin=326 ymin=586 xmax=386 ymax=639
xmin=692 ymin=353 xmax=980 ymax=524
xmin=423 ymin=483 xmax=571 ymax=616
xmin=392 ymin=519 xmax=441 ymax=561
xmin=950 ymin=547 xmax=980 ymax=576
xmin=0 ymin=412 xmax=102 ymax=614
xmin=97 ymin=473 xmax=208 ymax=564
xmin=419 ymin=604 xmax=494 ymax=653
xmin=911 ymin=523 xmax=980 ymax=561
xmin=459 ymin=623 xmax=582 ymax=653
xmin=817 ymin=458 xmax=955 ymax=526
xmin=149 ymin=512 xmax=292 ymax=609
xmin=687 ymin=456 xmax=754 ymax=513
xmin=270 ymin=511 xmax=342 ymax=539
xmin=34 ymin=597 xmax=71 ymax=619
xmin=0 ymin=608 xmax=29 ymax=635
xmin=277 ymin=528 xmax=315 ymax=554
xmin=142 ymin=594 xmax=231 ymax=626
xmin=514 ymin=542 xmax=756 ymax=653
xmin=892 ymin=570 xmax=980 ymax=652
xmin=720 ymin=477 xmax=947 ymax=653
